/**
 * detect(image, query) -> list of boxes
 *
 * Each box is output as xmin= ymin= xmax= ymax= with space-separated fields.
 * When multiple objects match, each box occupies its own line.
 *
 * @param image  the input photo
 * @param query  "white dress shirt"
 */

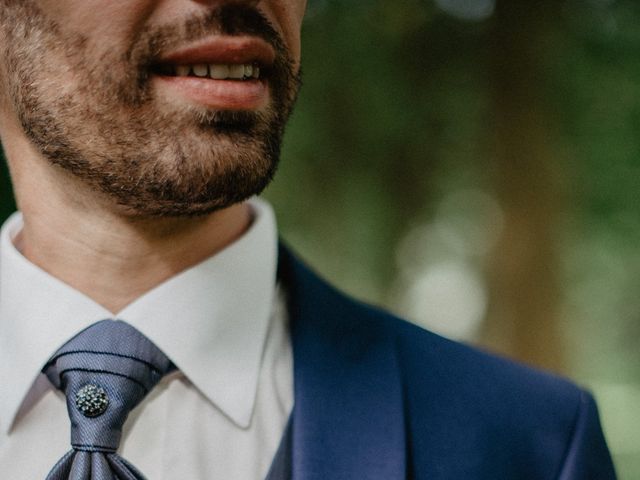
xmin=0 ymin=198 xmax=293 ymax=479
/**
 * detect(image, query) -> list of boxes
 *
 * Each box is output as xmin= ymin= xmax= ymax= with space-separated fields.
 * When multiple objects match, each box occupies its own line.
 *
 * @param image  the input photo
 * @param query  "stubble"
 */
xmin=0 ymin=2 xmax=301 ymax=217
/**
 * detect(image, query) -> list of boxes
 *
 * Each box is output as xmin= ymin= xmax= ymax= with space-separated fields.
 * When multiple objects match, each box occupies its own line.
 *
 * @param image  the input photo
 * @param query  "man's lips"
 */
xmin=158 ymin=36 xmax=276 ymax=67
xmin=152 ymin=36 xmax=275 ymax=110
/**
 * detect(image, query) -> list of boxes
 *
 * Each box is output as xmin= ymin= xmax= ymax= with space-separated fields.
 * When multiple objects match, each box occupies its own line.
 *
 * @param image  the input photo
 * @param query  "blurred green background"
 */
xmin=2 ymin=0 xmax=639 ymax=476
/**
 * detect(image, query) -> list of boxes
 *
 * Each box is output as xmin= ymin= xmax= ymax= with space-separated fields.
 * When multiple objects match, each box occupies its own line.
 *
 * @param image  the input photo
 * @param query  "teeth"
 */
xmin=173 ymin=63 xmax=260 ymax=80
xmin=193 ymin=64 xmax=208 ymax=77
xmin=176 ymin=65 xmax=191 ymax=76
xmin=228 ymin=64 xmax=245 ymax=79
xmin=210 ymin=64 xmax=229 ymax=79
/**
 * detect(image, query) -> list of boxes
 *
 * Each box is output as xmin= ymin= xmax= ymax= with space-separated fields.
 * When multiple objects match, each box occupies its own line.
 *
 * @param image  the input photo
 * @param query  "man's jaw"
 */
xmin=151 ymin=36 xmax=275 ymax=111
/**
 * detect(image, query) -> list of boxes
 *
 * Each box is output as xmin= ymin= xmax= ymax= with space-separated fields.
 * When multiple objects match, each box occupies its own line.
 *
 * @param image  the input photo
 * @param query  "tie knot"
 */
xmin=43 ymin=320 xmax=173 ymax=453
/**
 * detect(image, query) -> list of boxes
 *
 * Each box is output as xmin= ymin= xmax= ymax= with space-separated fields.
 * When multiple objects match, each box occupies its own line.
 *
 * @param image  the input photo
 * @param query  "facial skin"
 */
xmin=0 ymin=0 xmax=305 ymax=217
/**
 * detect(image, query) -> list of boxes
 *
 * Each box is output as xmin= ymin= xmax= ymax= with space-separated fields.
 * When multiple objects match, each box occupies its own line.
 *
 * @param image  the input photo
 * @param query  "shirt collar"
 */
xmin=0 ymin=198 xmax=278 ymax=432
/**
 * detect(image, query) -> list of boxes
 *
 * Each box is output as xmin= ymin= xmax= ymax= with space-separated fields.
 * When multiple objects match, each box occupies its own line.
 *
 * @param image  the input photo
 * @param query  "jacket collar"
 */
xmin=279 ymin=245 xmax=407 ymax=480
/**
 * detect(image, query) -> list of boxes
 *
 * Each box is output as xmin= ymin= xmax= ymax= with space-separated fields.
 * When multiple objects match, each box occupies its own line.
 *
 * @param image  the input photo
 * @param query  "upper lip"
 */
xmin=157 ymin=36 xmax=276 ymax=67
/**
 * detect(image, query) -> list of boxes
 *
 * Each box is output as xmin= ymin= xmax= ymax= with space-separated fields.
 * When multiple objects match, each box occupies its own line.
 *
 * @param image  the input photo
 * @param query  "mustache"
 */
xmin=139 ymin=4 xmax=286 ymax=64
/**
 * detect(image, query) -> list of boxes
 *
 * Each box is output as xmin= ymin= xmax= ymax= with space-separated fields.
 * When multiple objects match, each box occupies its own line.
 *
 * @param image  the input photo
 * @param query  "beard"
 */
xmin=0 ymin=2 xmax=301 ymax=217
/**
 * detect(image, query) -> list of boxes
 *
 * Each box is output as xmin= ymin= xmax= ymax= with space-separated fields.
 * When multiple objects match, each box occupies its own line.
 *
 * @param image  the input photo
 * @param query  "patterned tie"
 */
xmin=43 ymin=320 xmax=174 ymax=480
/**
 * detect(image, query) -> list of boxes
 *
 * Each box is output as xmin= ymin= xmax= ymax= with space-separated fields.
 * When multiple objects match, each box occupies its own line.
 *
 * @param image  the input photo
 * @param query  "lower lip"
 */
xmin=153 ymin=75 xmax=269 ymax=110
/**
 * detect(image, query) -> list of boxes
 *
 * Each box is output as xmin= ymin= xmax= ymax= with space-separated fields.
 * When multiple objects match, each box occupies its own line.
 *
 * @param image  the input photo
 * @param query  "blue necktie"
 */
xmin=43 ymin=320 xmax=174 ymax=479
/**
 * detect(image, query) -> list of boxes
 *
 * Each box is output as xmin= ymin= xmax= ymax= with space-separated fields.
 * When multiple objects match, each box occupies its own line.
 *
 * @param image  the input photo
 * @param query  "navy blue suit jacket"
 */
xmin=279 ymin=245 xmax=616 ymax=479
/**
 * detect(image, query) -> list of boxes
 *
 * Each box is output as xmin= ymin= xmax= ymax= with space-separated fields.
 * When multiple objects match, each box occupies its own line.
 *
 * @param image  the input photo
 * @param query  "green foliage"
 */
xmin=267 ymin=1 xmax=491 ymax=301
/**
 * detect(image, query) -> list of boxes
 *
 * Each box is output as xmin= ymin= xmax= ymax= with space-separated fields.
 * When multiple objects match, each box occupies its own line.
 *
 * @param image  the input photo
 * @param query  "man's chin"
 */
xmin=98 ymin=156 xmax=278 ymax=219
xmin=112 ymin=193 xmax=253 ymax=219
xmin=114 ymin=200 xmax=237 ymax=219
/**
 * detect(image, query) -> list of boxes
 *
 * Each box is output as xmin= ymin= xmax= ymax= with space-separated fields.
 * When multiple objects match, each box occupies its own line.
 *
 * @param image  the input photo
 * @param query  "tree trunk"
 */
xmin=481 ymin=0 xmax=565 ymax=373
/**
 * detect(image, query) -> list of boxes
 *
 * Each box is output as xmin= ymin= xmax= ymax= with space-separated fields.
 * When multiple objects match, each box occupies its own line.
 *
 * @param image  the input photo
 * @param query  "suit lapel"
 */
xmin=279 ymin=245 xmax=406 ymax=480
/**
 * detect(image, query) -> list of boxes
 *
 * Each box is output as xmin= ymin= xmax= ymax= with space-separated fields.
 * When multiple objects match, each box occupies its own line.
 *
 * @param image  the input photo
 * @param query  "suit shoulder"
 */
xmin=365 ymin=304 xmax=585 ymax=423
xmin=350 ymin=303 xmax=599 ymax=477
xmin=281 ymin=244 xmax=584 ymax=410
xmin=279 ymin=246 xmax=612 ymax=477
